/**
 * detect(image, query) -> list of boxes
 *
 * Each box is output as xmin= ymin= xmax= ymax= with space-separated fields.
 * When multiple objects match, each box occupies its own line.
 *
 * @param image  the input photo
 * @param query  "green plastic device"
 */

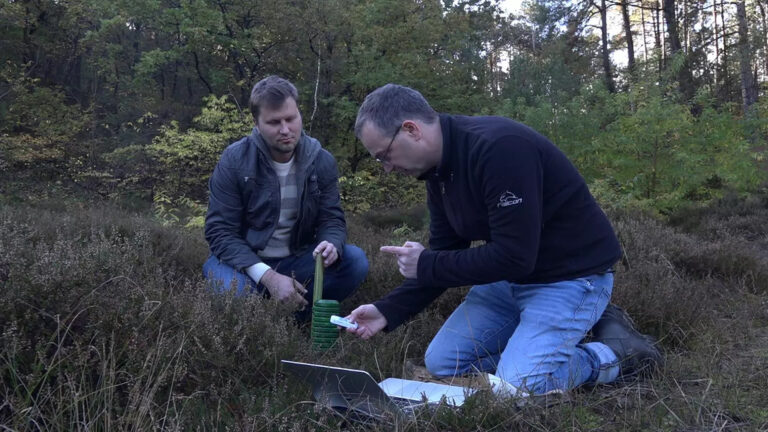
xmin=310 ymin=254 xmax=339 ymax=350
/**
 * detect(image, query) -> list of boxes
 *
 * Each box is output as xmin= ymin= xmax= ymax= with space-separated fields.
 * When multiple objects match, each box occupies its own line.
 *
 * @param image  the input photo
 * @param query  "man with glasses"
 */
xmin=203 ymin=76 xmax=368 ymax=315
xmin=344 ymin=84 xmax=662 ymax=396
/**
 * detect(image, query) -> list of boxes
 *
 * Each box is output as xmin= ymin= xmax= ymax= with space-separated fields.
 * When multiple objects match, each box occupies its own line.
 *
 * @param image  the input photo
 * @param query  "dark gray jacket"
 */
xmin=204 ymin=128 xmax=347 ymax=271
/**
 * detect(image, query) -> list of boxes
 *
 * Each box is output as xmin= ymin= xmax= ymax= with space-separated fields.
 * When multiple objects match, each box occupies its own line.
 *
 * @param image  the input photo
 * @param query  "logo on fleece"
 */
xmin=497 ymin=190 xmax=523 ymax=207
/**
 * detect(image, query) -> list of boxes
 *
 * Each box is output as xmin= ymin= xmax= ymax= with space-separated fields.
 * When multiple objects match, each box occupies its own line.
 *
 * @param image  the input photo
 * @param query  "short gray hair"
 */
xmin=354 ymin=84 xmax=438 ymax=138
xmin=249 ymin=76 xmax=299 ymax=119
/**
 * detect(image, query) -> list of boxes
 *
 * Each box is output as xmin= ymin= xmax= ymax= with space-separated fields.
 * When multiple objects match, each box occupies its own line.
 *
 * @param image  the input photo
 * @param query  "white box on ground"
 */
xmin=378 ymin=377 xmax=474 ymax=406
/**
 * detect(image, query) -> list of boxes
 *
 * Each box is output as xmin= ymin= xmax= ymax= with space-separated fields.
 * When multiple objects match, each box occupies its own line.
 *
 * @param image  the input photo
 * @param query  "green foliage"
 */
xmin=133 ymin=48 xmax=183 ymax=90
xmin=152 ymin=190 xmax=206 ymax=229
xmin=595 ymin=93 xmax=695 ymax=203
xmin=584 ymin=87 xmax=764 ymax=214
xmin=148 ymin=94 xmax=250 ymax=200
xmin=499 ymin=82 xmax=615 ymax=165
xmin=3 ymin=0 xmax=763 ymax=218
xmin=99 ymin=141 xmax=156 ymax=202
xmin=0 ymin=72 xmax=96 ymax=186
xmin=338 ymin=160 xmax=426 ymax=213
xmin=497 ymin=73 xmax=766 ymax=216
xmin=301 ymin=0 xmax=505 ymax=165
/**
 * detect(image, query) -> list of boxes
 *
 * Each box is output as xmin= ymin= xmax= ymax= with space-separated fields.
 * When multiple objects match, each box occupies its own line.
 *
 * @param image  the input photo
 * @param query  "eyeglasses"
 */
xmin=375 ymin=126 xmax=401 ymax=164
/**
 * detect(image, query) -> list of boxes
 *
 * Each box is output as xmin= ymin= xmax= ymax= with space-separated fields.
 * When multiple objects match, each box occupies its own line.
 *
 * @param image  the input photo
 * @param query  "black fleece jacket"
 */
xmin=373 ymin=114 xmax=622 ymax=330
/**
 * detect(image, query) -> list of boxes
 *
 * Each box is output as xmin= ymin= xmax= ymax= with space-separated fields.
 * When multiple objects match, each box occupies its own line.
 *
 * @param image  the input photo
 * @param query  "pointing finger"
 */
xmin=380 ymin=246 xmax=408 ymax=255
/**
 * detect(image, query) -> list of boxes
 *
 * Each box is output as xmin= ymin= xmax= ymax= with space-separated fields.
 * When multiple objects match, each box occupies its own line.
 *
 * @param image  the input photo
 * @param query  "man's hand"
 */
xmin=313 ymin=240 xmax=339 ymax=268
xmin=261 ymin=269 xmax=308 ymax=309
xmin=379 ymin=241 xmax=425 ymax=279
xmin=345 ymin=304 xmax=387 ymax=340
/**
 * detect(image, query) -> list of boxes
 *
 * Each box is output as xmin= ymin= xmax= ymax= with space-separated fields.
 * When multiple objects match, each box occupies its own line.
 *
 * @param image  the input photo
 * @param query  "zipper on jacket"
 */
xmin=290 ymin=166 xmax=316 ymax=251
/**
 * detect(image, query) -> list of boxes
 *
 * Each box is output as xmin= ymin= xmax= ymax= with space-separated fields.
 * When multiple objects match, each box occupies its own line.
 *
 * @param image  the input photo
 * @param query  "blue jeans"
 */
xmin=202 ymin=244 xmax=369 ymax=310
xmin=424 ymin=272 xmax=619 ymax=394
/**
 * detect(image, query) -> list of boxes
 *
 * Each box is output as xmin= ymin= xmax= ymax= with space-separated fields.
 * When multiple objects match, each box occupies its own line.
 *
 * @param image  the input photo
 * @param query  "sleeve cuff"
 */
xmin=416 ymin=249 xmax=437 ymax=286
xmin=372 ymin=300 xmax=404 ymax=332
xmin=245 ymin=262 xmax=271 ymax=284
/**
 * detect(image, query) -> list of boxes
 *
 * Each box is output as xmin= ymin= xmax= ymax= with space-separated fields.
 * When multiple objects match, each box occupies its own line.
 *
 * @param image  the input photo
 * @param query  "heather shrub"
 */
xmin=0 ymin=203 xmax=454 ymax=429
xmin=2 ymin=195 xmax=768 ymax=430
xmin=0 ymin=204 xmax=327 ymax=428
xmin=667 ymin=193 xmax=768 ymax=294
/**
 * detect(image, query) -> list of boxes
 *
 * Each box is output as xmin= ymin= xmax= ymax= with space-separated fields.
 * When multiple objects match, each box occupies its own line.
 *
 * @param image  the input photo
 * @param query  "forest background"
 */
xmin=1 ymin=0 xmax=768 ymax=430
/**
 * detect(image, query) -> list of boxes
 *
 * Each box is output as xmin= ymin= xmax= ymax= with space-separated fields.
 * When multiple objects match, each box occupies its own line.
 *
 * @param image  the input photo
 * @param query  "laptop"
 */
xmin=281 ymin=360 xmax=474 ymax=422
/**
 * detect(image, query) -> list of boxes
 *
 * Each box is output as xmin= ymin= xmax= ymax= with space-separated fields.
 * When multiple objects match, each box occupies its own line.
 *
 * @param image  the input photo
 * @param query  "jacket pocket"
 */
xmin=302 ymin=174 xmax=321 ymax=217
xmin=244 ymin=178 xmax=275 ymax=230
xmin=307 ymin=174 xmax=321 ymax=198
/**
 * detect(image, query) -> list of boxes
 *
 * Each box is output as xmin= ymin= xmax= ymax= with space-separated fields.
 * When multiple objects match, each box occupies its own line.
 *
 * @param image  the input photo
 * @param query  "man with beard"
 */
xmin=203 ymin=76 xmax=368 ymax=314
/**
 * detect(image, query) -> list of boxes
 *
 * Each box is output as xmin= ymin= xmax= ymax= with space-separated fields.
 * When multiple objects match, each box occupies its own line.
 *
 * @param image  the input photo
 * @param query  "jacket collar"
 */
xmin=422 ymin=114 xmax=454 ymax=182
xmin=417 ymin=114 xmax=454 ymax=181
xmin=249 ymin=127 xmax=321 ymax=169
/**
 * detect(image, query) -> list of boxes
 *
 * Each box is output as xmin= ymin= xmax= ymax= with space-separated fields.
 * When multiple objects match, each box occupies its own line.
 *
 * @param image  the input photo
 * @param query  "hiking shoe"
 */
xmin=591 ymin=304 xmax=663 ymax=380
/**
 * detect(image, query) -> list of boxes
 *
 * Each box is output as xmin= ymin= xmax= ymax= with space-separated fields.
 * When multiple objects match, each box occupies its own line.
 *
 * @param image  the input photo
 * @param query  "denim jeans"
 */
xmin=424 ymin=272 xmax=619 ymax=394
xmin=202 ymin=244 xmax=369 ymax=311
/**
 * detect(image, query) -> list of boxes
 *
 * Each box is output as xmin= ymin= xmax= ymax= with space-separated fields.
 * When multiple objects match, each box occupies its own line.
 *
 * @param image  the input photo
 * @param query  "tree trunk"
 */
xmin=21 ymin=1 xmax=41 ymax=70
xmin=736 ymin=0 xmax=758 ymax=111
xmin=719 ymin=0 xmax=729 ymax=84
xmin=192 ymin=51 xmax=213 ymax=94
xmin=659 ymin=2 xmax=666 ymax=64
xmin=641 ymin=0 xmax=649 ymax=64
xmin=663 ymin=0 xmax=682 ymax=54
xmin=653 ymin=1 xmax=664 ymax=75
xmin=683 ymin=0 xmax=689 ymax=54
xmin=663 ymin=0 xmax=696 ymax=101
xmin=713 ymin=0 xmax=720 ymax=85
xmin=599 ymin=0 xmax=616 ymax=92
xmin=620 ymin=0 xmax=636 ymax=74
xmin=758 ymin=1 xmax=768 ymax=92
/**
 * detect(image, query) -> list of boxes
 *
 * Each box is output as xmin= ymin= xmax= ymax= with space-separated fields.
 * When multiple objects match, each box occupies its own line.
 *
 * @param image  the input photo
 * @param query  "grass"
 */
xmin=1 ymin=193 xmax=767 ymax=431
